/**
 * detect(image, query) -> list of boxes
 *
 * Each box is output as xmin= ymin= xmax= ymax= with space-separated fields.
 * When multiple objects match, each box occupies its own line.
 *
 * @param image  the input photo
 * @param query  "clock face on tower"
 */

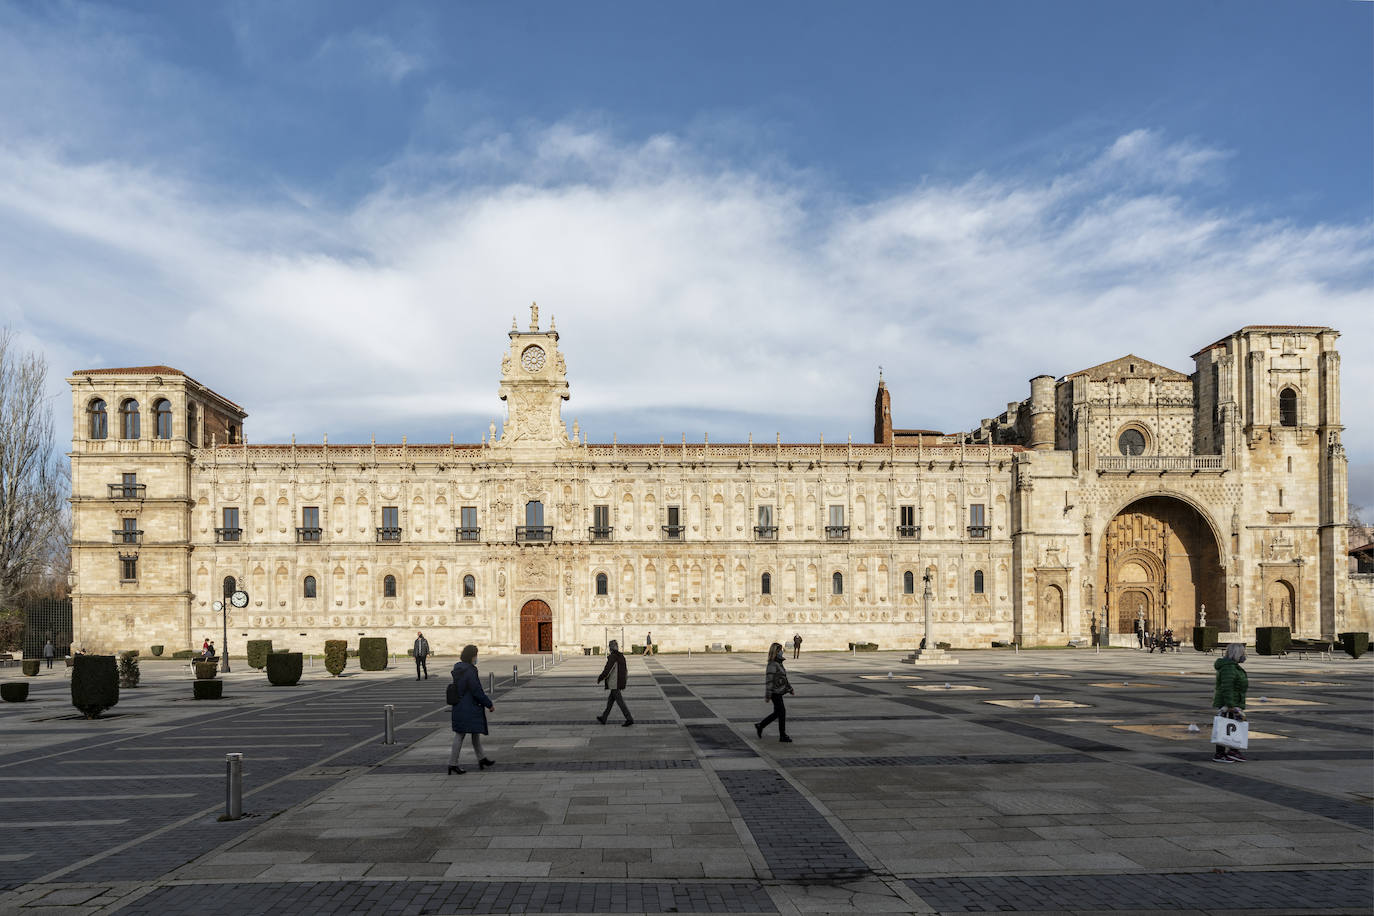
xmin=520 ymin=345 xmax=546 ymax=372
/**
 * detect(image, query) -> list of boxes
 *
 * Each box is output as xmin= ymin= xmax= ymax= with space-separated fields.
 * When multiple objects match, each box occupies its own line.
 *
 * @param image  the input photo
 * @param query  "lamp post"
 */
xmin=921 ymin=570 xmax=933 ymax=651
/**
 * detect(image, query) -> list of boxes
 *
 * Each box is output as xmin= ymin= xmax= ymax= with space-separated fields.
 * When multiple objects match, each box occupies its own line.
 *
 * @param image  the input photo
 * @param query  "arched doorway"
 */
xmin=1263 ymin=580 xmax=1295 ymax=628
xmin=520 ymin=599 xmax=553 ymax=653
xmin=1039 ymin=584 xmax=1065 ymax=633
xmin=1100 ymin=495 xmax=1225 ymax=636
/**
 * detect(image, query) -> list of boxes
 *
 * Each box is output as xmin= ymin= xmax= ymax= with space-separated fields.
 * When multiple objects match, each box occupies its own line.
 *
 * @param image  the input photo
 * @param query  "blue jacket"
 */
xmin=449 ymin=661 xmax=493 ymax=734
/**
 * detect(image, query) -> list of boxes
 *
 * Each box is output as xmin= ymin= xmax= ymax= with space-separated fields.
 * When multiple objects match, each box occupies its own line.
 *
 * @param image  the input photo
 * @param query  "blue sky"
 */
xmin=1 ymin=1 xmax=1370 ymax=503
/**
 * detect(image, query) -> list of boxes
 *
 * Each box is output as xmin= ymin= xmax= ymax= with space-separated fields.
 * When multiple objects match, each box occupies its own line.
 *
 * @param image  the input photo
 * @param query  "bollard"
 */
xmin=512 ymin=665 xmax=518 ymax=687
xmin=383 ymin=704 xmax=395 ymax=745
xmin=489 ymin=672 xmax=494 ymax=694
xmin=530 ymin=660 xmax=535 ymax=676
xmin=225 ymin=753 xmax=243 ymax=821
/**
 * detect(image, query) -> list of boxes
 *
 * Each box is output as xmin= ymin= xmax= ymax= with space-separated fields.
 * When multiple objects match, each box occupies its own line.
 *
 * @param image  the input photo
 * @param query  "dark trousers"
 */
xmin=415 ymin=656 xmax=428 ymax=679
xmin=792 ymin=644 xmax=799 ymax=659
xmin=759 ymin=693 xmax=787 ymax=737
xmin=45 ymin=656 xmax=53 ymax=669
xmin=601 ymin=689 xmax=631 ymax=722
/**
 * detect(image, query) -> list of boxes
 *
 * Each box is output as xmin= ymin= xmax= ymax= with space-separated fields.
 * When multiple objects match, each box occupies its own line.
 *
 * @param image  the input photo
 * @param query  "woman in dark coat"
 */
xmin=448 ymin=644 xmax=495 ymax=774
xmin=1212 ymin=642 xmax=1249 ymax=763
xmin=754 ymin=641 xmax=794 ymax=743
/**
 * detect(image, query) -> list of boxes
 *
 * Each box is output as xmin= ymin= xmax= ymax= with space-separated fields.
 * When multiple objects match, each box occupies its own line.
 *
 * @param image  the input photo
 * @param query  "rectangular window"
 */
xmin=459 ymin=505 xmax=479 ymax=541
xmin=380 ymin=506 xmax=401 ymax=541
xmin=826 ymin=505 xmax=848 ymax=539
xmin=756 ymin=504 xmax=776 ymax=539
xmin=899 ymin=504 xmax=916 ymax=538
xmin=526 ymin=501 xmax=544 ymax=527
xmin=120 ymin=555 xmax=137 ymax=581
xmin=519 ymin=501 xmax=549 ymax=542
xmin=120 ymin=517 xmax=139 ymax=544
xmin=219 ymin=507 xmax=240 ymax=542
xmin=299 ymin=506 xmax=321 ymax=542
xmin=591 ymin=504 xmax=611 ymax=540
xmin=122 ymin=472 xmax=139 ymax=498
xmin=664 ymin=505 xmax=683 ymax=539
xmin=969 ymin=504 xmax=988 ymax=539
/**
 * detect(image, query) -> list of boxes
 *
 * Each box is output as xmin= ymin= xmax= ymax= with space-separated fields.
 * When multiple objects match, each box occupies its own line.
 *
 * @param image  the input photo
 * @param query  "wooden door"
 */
xmin=520 ymin=599 xmax=552 ymax=654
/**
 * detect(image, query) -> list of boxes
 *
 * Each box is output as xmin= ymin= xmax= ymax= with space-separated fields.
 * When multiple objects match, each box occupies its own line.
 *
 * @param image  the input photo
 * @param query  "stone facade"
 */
xmin=68 ymin=314 xmax=1358 ymax=655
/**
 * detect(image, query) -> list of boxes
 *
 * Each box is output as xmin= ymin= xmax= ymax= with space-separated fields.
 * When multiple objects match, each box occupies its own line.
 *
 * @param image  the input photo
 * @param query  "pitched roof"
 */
xmin=72 ymin=366 xmax=185 ymax=376
xmin=1063 ymin=354 xmax=1189 ymax=382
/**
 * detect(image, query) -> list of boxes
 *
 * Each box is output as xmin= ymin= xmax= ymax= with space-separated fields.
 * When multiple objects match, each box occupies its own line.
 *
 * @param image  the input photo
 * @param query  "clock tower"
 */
xmin=495 ymin=303 xmax=571 ymax=446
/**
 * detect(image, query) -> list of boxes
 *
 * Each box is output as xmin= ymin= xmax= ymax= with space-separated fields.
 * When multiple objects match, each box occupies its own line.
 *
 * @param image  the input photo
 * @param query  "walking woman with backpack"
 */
xmin=447 ymin=644 xmax=495 ymax=774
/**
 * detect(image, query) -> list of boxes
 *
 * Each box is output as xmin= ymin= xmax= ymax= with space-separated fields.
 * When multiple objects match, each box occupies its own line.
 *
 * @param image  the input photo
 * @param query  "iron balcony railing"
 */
xmin=825 ymin=525 xmax=850 ymax=540
xmin=516 ymin=525 xmax=553 ymax=543
xmin=589 ymin=526 xmax=613 ymax=541
xmin=112 ymin=529 xmax=143 ymax=545
xmin=662 ymin=525 xmax=685 ymax=540
xmin=296 ymin=527 xmax=323 ymax=543
xmin=215 ymin=527 xmax=242 ymax=543
xmin=754 ymin=525 xmax=777 ymax=540
xmin=456 ymin=527 xmax=481 ymax=542
xmin=377 ymin=527 xmax=402 ymax=543
xmin=967 ymin=526 xmax=990 ymax=539
xmin=107 ymin=483 xmax=146 ymax=499
xmin=897 ymin=525 xmax=919 ymax=539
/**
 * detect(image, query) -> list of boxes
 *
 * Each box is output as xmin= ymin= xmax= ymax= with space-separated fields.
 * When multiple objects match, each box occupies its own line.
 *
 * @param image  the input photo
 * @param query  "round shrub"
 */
xmin=246 ymin=639 xmax=273 ymax=670
xmin=1 ymin=682 xmax=28 ymax=702
xmin=324 ymin=640 xmax=348 ymax=676
xmin=1338 ymin=632 xmax=1368 ymax=659
xmin=358 ymin=637 xmax=388 ymax=671
xmin=194 ymin=661 xmax=219 ymax=680
xmin=71 ymin=655 xmax=119 ymax=718
xmin=150 ymin=645 xmax=164 ymax=657
xmin=21 ymin=659 xmax=39 ymax=676
xmin=192 ymin=679 xmax=223 ymax=700
xmin=266 ymin=652 xmax=303 ymax=686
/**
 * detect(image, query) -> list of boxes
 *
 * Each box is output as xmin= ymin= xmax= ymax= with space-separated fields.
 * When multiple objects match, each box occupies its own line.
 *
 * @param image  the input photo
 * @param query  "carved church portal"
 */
xmin=1262 ymin=579 xmax=1296 ymax=629
xmin=1101 ymin=496 xmax=1225 ymax=635
xmin=520 ymin=599 xmax=553 ymax=654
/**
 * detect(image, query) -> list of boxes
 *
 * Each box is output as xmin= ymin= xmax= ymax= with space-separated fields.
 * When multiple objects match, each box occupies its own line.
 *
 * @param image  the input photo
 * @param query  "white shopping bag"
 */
xmin=1211 ymin=714 xmax=1249 ymax=749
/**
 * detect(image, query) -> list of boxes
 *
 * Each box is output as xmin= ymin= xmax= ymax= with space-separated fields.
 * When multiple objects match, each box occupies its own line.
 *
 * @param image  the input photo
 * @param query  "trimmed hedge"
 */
xmin=171 ymin=649 xmax=196 ymax=659
xmin=358 ymin=637 xmax=388 ymax=671
xmin=1 ymin=682 xmax=28 ymax=702
xmin=266 ymin=652 xmax=303 ymax=686
xmin=194 ymin=661 xmax=219 ymax=680
xmin=324 ymin=640 xmax=348 ymax=676
xmin=117 ymin=651 xmax=141 ymax=688
xmin=21 ymin=659 xmax=39 ymax=676
xmin=71 ymin=654 xmax=119 ymax=718
xmin=246 ymin=639 xmax=273 ymax=670
xmin=848 ymin=642 xmax=879 ymax=651
xmin=1338 ymin=632 xmax=1368 ymax=659
xmin=1191 ymin=626 xmax=1220 ymax=652
xmin=150 ymin=645 xmax=164 ymax=657
xmin=192 ymin=679 xmax=223 ymax=700
xmin=1255 ymin=626 xmax=1291 ymax=656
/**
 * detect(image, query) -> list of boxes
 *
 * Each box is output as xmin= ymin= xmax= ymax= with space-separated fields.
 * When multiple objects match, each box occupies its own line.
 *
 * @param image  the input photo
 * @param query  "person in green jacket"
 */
xmin=1212 ymin=643 xmax=1249 ymax=763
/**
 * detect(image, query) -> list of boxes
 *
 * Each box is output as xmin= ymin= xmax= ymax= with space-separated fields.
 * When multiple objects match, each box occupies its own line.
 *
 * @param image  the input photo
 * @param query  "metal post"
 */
xmin=383 ymin=704 xmax=395 ymax=745
xmin=220 ymin=600 xmax=231 ymax=674
xmin=922 ymin=574 xmax=932 ymax=651
xmin=512 ymin=665 xmax=518 ymax=687
xmin=530 ymin=660 xmax=535 ymax=676
xmin=488 ymin=672 xmax=494 ymax=694
xmin=225 ymin=753 xmax=243 ymax=820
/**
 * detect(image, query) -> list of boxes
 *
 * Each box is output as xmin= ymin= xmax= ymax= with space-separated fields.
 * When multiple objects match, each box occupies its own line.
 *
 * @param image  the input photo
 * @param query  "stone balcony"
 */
xmin=1096 ymin=454 xmax=1226 ymax=473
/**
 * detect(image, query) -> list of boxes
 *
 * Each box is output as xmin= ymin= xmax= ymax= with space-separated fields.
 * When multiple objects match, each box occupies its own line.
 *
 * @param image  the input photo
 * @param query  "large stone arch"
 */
xmin=1099 ymin=494 xmax=1228 ymax=636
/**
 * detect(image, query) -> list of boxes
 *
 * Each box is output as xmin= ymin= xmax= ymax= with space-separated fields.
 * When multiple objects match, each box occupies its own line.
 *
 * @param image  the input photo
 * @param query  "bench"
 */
xmin=1292 ymin=640 xmax=1333 ymax=660
xmin=0 ymin=653 xmax=14 ymax=668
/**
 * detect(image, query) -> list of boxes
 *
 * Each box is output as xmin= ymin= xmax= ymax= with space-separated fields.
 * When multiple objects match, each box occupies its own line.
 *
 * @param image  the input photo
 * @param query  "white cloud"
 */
xmin=1 ymin=123 xmax=1370 ymax=506
xmin=314 ymin=30 xmax=424 ymax=84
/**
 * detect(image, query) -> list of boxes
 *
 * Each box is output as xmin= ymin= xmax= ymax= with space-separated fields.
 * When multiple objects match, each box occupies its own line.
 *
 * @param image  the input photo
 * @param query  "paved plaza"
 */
xmin=0 ymin=647 xmax=1370 ymax=914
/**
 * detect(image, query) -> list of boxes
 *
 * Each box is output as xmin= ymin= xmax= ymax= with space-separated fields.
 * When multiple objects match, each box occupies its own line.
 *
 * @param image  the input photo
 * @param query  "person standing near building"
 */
xmin=792 ymin=633 xmax=802 ymax=659
xmin=1133 ymin=616 xmax=1144 ymax=648
xmin=43 ymin=639 xmax=55 ymax=669
xmin=755 ymin=642 xmax=794 ymax=743
xmin=1212 ymin=643 xmax=1249 ymax=763
xmin=448 ymin=644 xmax=495 ymax=774
xmin=595 ymin=640 xmax=633 ymax=726
xmin=413 ymin=631 xmax=430 ymax=680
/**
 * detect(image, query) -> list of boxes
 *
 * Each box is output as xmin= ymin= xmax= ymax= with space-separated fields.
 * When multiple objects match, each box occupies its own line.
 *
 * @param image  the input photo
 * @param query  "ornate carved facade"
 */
xmin=67 ymin=315 xmax=1359 ymax=654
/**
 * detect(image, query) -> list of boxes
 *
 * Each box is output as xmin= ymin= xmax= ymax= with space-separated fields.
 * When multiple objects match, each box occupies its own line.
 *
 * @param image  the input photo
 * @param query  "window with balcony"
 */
xmin=120 ymin=554 xmax=138 ymax=582
xmin=463 ymin=574 xmax=476 ymax=597
xmin=968 ymin=503 xmax=989 ymax=539
xmin=903 ymin=570 xmax=914 ymax=594
xmin=115 ymin=517 xmax=141 ymax=545
xmin=826 ymin=505 xmax=849 ymax=540
xmin=590 ymin=504 xmax=612 ymax=540
xmin=383 ymin=574 xmax=397 ymax=598
xmin=761 ymin=572 xmax=771 ymax=595
xmin=154 ymin=399 xmax=172 ymax=439
xmin=88 ymin=399 xmax=107 ymax=439
xmin=595 ymin=572 xmax=608 ymax=596
xmin=120 ymin=399 xmax=140 ymax=439
xmin=378 ymin=506 xmax=401 ymax=542
xmin=458 ymin=505 xmax=479 ymax=541
xmin=303 ymin=575 xmax=317 ymax=598
xmin=663 ymin=505 xmax=684 ymax=540
xmin=755 ymin=504 xmax=776 ymax=540
xmin=832 ymin=571 xmax=844 ymax=595
xmin=217 ymin=507 xmax=241 ymax=542
xmin=298 ymin=506 xmax=321 ymax=542
xmin=109 ymin=472 xmax=145 ymax=499
xmin=898 ymin=504 xmax=917 ymax=538
xmin=518 ymin=500 xmax=551 ymax=542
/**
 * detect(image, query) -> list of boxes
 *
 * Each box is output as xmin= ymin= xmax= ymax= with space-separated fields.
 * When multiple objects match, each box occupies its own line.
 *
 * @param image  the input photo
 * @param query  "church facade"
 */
xmin=67 ymin=312 xmax=1358 ymax=655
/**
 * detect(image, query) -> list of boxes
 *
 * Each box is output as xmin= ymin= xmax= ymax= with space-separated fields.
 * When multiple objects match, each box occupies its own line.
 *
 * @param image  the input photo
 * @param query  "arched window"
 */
xmin=595 ymin=572 xmax=608 ymax=596
xmin=832 ymin=572 xmax=843 ymax=595
xmin=154 ymin=399 xmax=172 ymax=439
xmin=222 ymin=575 xmax=236 ymax=598
xmin=187 ymin=403 xmax=197 ymax=447
xmin=303 ymin=575 xmax=317 ymax=598
xmin=761 ymin=572 xmax=772 ymax=595
xmin=88 ymin=399 xmax=107 ymax=439
xmin=903 ymin=570 xmax=915 ymax=594
xmin=383 ymin=574 xmax=397 ymax=598
xmin=226 ymin=423 xmax=239 ymax=444
xmin=120 ymin=399 xmax=140 ymax=439
xmin=1279 ymin=388 xmax=1298 ymax=427
xmin=973 ymin=570 xmax=985 ymax=594
xmin=463 ymin=574 xmax=476 ymax=597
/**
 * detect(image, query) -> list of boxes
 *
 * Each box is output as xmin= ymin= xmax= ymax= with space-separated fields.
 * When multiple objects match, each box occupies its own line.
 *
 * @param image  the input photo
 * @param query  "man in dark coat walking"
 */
xmin=595 ymin=640 xmax=633 ymax=726
xmin=413 ymin=631 xmax=430 ymax=680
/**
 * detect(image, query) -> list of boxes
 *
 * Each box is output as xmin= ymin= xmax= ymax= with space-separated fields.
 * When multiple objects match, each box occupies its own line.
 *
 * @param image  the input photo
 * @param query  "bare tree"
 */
xmin=0 ymin=329 xmax=66 ymax=608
